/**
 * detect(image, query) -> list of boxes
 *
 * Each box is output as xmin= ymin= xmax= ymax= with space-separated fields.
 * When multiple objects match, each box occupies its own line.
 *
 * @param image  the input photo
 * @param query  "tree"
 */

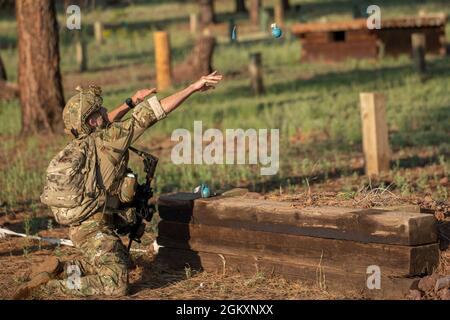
xmin=235 ymin=0 xmax=247 ymax=13
xmin=176 ymin=36 xmax=216 ymax=83
xmin=249 ymin=0 xmax=261 ymax=25
xmin=186 ymin=36 xmax=216 ymax=79
xmin=174 ymin=35 xmax=216 ymax=82
xmin=199 ymin=0 xmax=216 ymax=28
xmin=16 ymin=0 xmax=65 ymax=135
xmin=0 ymin=0 xmax=15 ymax=9
xmin=0 ymin=54 xmax=6 ymax=81
xmin=0 ymin=54 xmax=18 ymax=101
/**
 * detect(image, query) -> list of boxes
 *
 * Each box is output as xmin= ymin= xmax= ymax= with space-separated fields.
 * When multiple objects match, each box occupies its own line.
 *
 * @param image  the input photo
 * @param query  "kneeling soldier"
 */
xmin=14 ymin=71 xmax=223 ymax=299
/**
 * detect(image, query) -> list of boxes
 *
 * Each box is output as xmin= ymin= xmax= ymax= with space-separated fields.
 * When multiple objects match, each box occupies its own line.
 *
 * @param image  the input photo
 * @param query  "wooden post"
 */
xmin=190 ymin=13 xmax=198 ymax=35
xmin=76 ymin=40 xmax=87 ymax=72
xmin=274 ymin=0 xmax=285 ymax=27
xmin=94 ymin=21 xmax=104 ymax=44
xmin=153 ymin=31 xmax=172 ymax=91
xmin=199 ymin=0 xmax=216 ymax=27
xmin=235 ymin=0 xmax=248 ymax=13
xmin=411 ymin=33 xmax=426 ymax=76
xmin=0 ymin=55 xmax=7 ymax=81
xmin=250 ymin=0 xmax=261 ymax=26
xmin=360 ymin=93 xmax=390 ymax=176
xmin=439 ymin=27 xmax=446 ymax=56
xmin=249 ymin=52 xmax=265 ymax=95
xmin=377 ymin=40 xmax=385 ymax=60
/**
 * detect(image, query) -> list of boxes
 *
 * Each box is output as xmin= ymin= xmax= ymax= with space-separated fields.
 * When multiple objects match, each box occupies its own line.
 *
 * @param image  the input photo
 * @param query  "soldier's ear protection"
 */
xmin=98 ymin=107 xmax=110 ymax=123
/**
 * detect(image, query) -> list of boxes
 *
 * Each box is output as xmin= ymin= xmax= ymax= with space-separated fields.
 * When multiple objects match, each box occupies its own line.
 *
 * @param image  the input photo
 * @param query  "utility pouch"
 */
xmin=119 ymin=172 xmax=137 ymax=203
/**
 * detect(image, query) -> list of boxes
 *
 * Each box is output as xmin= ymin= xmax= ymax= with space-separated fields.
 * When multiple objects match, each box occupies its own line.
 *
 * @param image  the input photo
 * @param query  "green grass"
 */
xmin=0 ymin=0 xmax=449 ymax=205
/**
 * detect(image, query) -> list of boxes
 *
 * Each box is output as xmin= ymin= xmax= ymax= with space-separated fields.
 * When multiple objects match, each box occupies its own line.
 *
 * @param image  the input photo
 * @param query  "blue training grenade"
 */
xmin=271 ymin=23 xmax=282 ymax=38
xmin=200 ymin=183 xmax=211 ymax=198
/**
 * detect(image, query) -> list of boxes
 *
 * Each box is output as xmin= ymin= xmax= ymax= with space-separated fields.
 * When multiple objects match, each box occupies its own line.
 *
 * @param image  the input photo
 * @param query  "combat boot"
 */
xmin=13 ymin=257 xmax=63 ymax=299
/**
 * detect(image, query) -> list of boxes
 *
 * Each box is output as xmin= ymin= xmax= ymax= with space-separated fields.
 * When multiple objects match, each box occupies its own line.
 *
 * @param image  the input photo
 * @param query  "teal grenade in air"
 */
xmin=271 ymin=23 xmax=283 ymax=38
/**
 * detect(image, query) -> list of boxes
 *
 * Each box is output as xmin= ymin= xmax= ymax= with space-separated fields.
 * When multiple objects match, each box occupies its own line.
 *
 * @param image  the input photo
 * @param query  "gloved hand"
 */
xmin=114 ymin=207 xmax=138 ymax=236
xmin=134 ymin=223 xmax=146 ymax=241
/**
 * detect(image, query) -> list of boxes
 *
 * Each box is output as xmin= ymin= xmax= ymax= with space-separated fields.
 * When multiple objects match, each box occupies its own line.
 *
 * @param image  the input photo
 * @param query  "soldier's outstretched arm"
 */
xmin=99 ymin=72 xmax=223 ymax=152
xmin=113 ymin=71 xmax=222 ymax=124
xmin=128 ymin=71 xmax=223 ymax=144
xmin=107 ymin=88 xmax=157 ymax=122
xmin=160 ymin=71 xmax=223 ymax=115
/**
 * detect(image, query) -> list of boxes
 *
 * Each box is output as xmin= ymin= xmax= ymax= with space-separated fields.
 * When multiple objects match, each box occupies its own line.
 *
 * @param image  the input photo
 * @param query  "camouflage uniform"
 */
xmin=46 ymin=91 xmax=166 ymax=297
xmin=46 ymin=213 xmax=130 ymax=296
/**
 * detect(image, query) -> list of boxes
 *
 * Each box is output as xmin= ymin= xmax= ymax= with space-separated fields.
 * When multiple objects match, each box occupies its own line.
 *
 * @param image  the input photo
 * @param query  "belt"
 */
xmin=91 ymin=211 xmax=114 ymax=226
xmin=70 ymin=194 xmax=122 ymax=227
xmin=87 ymin=195 xmax=119 ymax=225
xmin=105 ymin=194 xmax=121 ymax=209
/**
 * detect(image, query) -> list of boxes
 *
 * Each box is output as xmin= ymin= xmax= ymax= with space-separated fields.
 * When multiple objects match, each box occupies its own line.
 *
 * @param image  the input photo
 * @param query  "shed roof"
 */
xmin=291 ymin=14 xmax=447 ymax=34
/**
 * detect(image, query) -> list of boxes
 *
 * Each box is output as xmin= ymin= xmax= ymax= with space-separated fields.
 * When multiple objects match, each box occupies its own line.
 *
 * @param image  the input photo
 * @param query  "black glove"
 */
xmin=114 ymin=208 xmax=138 ymax=236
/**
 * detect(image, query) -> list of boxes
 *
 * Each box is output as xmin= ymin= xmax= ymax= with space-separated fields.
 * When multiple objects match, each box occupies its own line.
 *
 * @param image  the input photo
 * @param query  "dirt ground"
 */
xmin=1 ymin=91 xmax=447 ymax=300
xmin=1 ymin=167 xmax=448 ymax=300
xmin=0 ymin=210 xmax=343 ymax=300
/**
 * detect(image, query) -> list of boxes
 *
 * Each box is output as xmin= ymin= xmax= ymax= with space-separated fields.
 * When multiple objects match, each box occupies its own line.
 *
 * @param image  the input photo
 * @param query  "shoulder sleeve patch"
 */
xmin=132 ymin=95 xmax=166 ymax=129
xmin=147 ymin=96 xmax=166 ymax=120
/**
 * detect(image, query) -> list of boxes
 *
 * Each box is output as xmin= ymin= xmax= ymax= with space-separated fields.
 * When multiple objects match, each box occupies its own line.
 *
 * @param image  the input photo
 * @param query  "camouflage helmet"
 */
xmin=63 ymin=85 xmax=103 ymax=137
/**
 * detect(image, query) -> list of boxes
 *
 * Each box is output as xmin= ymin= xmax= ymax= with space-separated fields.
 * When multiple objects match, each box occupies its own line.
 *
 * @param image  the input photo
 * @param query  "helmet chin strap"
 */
xmin=100 ymin=107 xmax=110 ymax=126
xmin=70 ymin=128 xmax=79 ymax=138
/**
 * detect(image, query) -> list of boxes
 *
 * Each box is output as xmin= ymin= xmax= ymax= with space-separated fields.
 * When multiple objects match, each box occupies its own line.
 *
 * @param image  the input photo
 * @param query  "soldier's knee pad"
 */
xmin=104 ymin=274 xmax=128 ymax=296
xmin=107 ymin=283 xmax=128 ymax=296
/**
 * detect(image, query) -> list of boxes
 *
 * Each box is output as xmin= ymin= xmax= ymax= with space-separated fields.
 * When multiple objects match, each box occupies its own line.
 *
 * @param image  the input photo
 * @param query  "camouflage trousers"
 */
xmin=46 ymin=212 xmax=131 ymax=297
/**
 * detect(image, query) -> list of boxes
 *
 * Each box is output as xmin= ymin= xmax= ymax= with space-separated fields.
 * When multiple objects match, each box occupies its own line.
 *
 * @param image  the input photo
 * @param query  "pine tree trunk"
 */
xmin=235 ymin=0 xmax=247 ymax=13
xmin=176 ymin=36 xmax=216 ymax=82
xmin=190 ymin=36 xmax=216 ymax=78
xmin=0 ymin=55 xmax=6 ymax=81
xmin=16 ymin=0 xmax=65 ymax=135
xmin=199 ymin=0 xmax=216 ymax=28
xmin=185 ymin=36 xmax=216 ymax=80
xmin=0 ymin=0 xmax=15 ymax=9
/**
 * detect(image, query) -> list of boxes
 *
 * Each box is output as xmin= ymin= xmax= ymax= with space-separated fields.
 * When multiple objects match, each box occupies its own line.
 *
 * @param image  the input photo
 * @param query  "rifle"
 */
xmin=127 ymin=146 xmax=159 ymax=252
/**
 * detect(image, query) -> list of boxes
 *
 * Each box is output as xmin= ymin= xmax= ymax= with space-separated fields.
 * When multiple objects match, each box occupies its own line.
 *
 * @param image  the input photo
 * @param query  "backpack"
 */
xmin=40 ymin=135 xmax=105 ymax=225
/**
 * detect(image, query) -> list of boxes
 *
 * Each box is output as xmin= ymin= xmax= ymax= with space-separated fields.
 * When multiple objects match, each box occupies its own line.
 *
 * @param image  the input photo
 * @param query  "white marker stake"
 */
xmin=0 ymin=227 xmax=147 ymax=253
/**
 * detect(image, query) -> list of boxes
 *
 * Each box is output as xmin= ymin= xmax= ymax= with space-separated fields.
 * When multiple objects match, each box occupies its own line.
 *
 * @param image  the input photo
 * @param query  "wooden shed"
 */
xmin=291 ymin=14 xmax=447 ymax=62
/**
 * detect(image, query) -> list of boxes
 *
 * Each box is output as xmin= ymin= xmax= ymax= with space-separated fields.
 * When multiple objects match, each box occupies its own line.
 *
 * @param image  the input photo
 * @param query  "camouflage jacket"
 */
xmin=94 ymin=95 xmax=166 ymax=199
